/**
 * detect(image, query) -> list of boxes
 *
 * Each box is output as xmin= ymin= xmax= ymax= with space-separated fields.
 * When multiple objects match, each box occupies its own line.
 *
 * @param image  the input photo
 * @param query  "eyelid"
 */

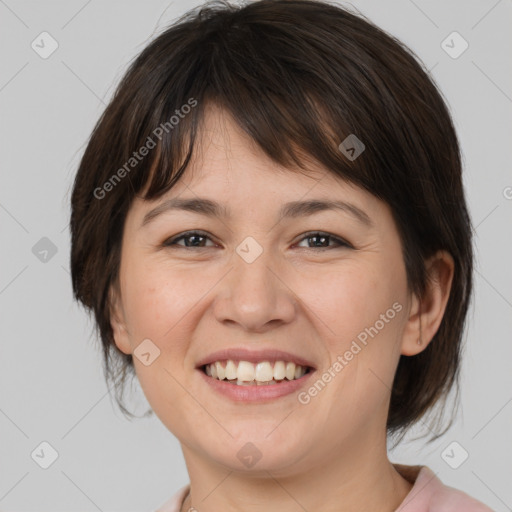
xmin=163 ymin=230 xmax=218 ymax=248
xmin=294 ymin=231 xmax=353 ymax=249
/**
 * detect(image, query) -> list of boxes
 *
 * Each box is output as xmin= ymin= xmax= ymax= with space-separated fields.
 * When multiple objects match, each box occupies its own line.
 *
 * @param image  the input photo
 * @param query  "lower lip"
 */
xmin=197 ymin=368 xmax=315 ymax=402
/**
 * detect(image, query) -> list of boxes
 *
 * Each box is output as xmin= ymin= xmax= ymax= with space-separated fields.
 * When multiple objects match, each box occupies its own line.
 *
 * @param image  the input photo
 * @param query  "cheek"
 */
xmin=294 ymin=258 xmax=407 ymax=408
xmin=121 ymin=259 xmax=207 ymax=342
xmin=295 ymin=259 xmax=404 ymax=347
xmin=119 ymin=260 xmax=209 ymax=424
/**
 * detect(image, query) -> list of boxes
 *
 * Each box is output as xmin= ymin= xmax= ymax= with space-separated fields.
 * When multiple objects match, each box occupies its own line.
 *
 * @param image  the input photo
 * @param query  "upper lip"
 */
xmin=195 ymin=348 xmax=317 ymax=370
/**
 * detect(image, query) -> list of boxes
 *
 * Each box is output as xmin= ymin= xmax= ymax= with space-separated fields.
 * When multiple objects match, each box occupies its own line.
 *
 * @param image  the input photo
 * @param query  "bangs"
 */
xmin=119 ymin=11 xmax=386 ymax=203
xmin=140 ymin=91 xmax=361 ymax=202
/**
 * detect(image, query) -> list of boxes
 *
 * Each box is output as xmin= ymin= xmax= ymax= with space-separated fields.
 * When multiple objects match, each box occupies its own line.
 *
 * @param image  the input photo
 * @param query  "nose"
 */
xmin=212 ymin=247 xmax=297 ymax=333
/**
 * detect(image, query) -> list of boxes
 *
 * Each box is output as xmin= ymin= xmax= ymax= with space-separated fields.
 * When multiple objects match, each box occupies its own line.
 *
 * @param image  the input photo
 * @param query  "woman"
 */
xmin=70 ymin=0 xmax=493 ymax=510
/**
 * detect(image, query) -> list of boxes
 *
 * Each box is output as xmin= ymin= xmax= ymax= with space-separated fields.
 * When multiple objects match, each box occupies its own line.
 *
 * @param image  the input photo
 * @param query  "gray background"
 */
xmin=1 ymin=0 xmax=511 ymax=510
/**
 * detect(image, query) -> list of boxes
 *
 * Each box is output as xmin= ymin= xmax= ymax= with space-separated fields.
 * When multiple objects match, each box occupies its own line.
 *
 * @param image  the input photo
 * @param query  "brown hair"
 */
xmin=70 ymin=0 xmax=473 ymax=442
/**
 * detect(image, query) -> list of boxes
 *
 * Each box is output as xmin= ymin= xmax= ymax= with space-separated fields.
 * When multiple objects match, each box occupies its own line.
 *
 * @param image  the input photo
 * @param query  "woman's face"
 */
xmin=111 ymin=104 xmax=416 ymax=476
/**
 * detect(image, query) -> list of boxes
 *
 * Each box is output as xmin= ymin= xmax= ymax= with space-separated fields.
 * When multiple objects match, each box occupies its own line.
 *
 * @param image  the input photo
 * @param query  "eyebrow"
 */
xmin=141 ymin=197 xmax=373 ymax=228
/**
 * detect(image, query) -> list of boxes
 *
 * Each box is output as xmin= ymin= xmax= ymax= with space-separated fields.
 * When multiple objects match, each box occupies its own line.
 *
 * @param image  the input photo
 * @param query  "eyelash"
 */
xmin=162 ymin=230 xmax=353 ymax=250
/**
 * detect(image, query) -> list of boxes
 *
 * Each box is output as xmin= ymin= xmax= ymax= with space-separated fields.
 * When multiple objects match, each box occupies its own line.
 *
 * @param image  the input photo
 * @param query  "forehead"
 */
xmin=178 ymin=104 xmax=350 ymax=193
xmin=129 ymin=103 xmax=387 ymax=227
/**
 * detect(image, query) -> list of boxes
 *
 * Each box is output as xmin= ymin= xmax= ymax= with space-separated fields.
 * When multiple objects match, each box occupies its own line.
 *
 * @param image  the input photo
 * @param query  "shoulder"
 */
xmin=155 ymin=484 xmax=190 ymax=512
xmin=395 ymin=465 xmax=494 ymax=512
xmin=426 ymin=467 xmax=494 ymax=512
xmin=156 ymin=470 xmax=495 ymax=512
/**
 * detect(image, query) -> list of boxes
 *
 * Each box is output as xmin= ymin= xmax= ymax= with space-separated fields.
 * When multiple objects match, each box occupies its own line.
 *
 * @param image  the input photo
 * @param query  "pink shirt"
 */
xmin=155 ymin=464 xmax=494 ymax=511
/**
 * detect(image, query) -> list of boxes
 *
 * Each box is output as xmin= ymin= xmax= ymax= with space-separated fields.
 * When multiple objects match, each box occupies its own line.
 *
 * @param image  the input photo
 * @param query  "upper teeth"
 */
xmin=204 ymin=360 xmax=309 ymax=382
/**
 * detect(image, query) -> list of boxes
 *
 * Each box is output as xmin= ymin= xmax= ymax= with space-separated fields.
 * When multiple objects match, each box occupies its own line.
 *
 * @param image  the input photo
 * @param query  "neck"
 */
xmin=179 ymin=433 xmax=413 ymax=512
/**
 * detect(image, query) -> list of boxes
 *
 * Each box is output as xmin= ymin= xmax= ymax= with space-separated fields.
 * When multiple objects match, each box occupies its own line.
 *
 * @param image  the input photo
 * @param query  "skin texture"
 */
xmin=110 ymin=104 xmax=454 ymax=512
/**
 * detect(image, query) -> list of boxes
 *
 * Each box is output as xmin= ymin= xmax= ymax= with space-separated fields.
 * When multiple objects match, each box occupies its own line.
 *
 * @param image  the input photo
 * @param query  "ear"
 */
xmin=401 ymin=250 xmax=455 ymax=356
xmin=109 ymin=284 xmax=132 ymax=355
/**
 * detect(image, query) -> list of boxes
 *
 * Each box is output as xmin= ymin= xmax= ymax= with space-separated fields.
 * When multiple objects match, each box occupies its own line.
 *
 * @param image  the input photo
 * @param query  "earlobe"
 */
xmin=109 ymin=286 xmax=132 ymax=355
xmin=401 ymin=250 xmax=455 ymax=356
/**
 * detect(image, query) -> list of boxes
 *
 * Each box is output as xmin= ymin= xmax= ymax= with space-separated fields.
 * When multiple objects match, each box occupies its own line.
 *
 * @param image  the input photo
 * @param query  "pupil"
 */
xmin=312 ymin=235 xmax=328 ymax=247
xmin=186 ymin=235 xmax=204 ymax=247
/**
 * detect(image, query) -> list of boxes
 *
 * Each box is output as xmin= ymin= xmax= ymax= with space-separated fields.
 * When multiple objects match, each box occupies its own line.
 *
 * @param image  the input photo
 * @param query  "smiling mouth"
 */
xmin=200 ymin=360 xmax=314 ymax=386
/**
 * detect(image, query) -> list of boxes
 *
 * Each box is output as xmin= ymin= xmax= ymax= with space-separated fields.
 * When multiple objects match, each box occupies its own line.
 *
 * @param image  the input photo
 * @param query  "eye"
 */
xmin=162 ymin=230 xmax=353 ymax=250
xmin=163 ymin=230 xmax=217 ymax=248
xmin=295 ymin=231 xmax=352 ymax=250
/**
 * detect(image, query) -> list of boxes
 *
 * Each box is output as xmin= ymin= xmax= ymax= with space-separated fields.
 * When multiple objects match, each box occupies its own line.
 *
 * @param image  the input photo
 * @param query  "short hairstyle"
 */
xmin=70 ymin=0 xmax=473 ymax=442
